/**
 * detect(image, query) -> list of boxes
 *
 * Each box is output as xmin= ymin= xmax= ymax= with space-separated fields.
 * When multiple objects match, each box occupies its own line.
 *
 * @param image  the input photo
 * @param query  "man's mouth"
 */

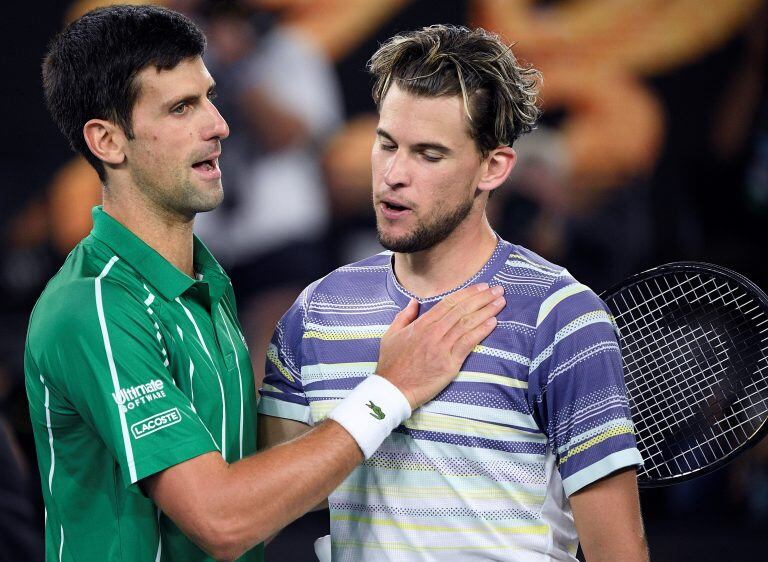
xmin=379 ymin=199 xmax=412 ymax=219
xmin=191 ymin=156 xmax=221 ymax=180
xmin=192 ymin=159 xmax=216 ymax=171
xmin=382 ymin=201 xmax=408 ymax=212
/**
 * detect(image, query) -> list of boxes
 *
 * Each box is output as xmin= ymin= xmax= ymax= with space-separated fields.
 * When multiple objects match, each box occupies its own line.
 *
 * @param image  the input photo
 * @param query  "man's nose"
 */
xmin=383 ymin=150 xmax=410 ymax=188
xmin=204 ymin=100 xmax=229 ymax=141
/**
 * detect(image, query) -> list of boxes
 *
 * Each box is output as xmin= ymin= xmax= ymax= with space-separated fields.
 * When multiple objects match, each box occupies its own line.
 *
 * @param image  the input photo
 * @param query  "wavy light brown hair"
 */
xmin=369 ymin=25 xmax=541 ymax=157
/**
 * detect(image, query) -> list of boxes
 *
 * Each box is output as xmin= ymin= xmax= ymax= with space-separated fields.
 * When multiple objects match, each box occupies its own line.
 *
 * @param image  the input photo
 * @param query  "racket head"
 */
xmin=601 ymin=262 xmax=768 ymax=488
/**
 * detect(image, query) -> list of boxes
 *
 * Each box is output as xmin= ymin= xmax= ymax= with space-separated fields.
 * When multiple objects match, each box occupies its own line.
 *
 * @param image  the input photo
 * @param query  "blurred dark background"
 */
xmin=2 ymin=0 xmax=767 ymax=560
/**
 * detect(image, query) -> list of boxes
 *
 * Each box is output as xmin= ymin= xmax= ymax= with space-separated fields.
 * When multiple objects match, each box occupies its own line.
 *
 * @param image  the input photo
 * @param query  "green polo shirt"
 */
xmin=25 ymin=207 xmax=263 ymax=562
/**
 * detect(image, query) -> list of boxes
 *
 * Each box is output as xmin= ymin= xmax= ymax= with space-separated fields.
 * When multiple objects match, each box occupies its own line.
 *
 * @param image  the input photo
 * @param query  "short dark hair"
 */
xmin=369 ymin=25 xmax=541 ymax=157
xmin=42 ymin=4 xmax=206 ymax=181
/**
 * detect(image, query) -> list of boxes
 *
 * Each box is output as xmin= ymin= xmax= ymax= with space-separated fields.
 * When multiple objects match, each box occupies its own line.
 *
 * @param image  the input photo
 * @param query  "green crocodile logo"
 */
xmin=366 ymin=401 xmax=385 ymax=420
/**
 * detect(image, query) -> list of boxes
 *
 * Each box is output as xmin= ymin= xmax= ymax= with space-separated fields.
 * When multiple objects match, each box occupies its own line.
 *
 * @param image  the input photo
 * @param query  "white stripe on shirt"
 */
xmin=95 ymin=256 xmax=137 ymax=482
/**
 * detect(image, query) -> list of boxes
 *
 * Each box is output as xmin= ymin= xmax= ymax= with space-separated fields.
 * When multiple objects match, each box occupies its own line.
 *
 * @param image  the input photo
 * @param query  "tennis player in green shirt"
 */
xmin=24 ymin=5 xmax=506 ymax=561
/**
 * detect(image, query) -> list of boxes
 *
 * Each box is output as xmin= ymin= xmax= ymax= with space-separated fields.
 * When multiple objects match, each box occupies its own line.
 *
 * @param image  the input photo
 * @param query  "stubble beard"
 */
xmin=179 ymin=177 xmax=224 ymax=216
xmin=376 ymin=192 xmax=475 ymax=253
xmin=132 ymin=165 xmax=224 ymax=220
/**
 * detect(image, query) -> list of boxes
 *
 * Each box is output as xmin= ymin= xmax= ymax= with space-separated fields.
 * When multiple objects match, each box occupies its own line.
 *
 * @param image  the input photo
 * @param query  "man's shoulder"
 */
xmin=29 ymin=245 xmax=147 ymax=342
xmin=306 ymin=251 xmax=392 ymax=299
xmin=336 ymin=251 xmax=393 ymax=272
xmin=278 ymin=251 xmax=394 ymax=329
xmin=495 ymin=243 xmax=572 ymax=304
xmin=493 ymin=242 xmax=606 ymax=329
xmin=502 ymin=243 xmax=568 ymax=280
xmin=499 ymin=245 xmax=614 ymax=343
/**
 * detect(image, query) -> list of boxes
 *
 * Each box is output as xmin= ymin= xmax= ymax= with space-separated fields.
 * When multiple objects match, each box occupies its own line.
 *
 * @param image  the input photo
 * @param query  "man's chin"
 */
xmin=194 ymin=204 xmax=222 ymax=215
xmin=377 ymin=229 xmax=424 ymax=254
xmin=192 ymin=184 xmax=225 ymax=213
xmin=376 ymin=223 xmax=407 ymax=251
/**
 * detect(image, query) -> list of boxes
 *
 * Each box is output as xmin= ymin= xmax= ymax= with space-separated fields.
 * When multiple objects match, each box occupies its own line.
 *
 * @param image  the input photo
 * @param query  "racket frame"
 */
xmin=600 ymin=261 xmax=768 ymax=488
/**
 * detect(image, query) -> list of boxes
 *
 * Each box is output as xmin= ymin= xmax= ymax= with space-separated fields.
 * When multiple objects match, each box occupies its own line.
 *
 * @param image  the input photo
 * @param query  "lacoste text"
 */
xmin=131 ymin=408 xmax=182 ymax=439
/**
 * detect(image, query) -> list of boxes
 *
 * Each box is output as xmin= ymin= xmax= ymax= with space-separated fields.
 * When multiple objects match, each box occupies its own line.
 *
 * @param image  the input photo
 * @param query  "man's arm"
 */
xmin=258 ymin=416 xmax=312 ymax=451
xmin=142 ymin=283 xmax=506 ymax=561
xmin=570 ymin=468 xmax=648 ymax=562
xmin=257 ymin=415 xmax=327 ymax=512
xmin=142 ymin=420 xmax=357 ymax=560
xmin=526 ymin=273 xmax=646 ymax=561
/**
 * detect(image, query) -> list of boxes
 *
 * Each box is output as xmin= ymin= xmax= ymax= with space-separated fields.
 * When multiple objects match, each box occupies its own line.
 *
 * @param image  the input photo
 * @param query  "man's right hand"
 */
xmin=376 ymin=283 xmax=506 ymax=409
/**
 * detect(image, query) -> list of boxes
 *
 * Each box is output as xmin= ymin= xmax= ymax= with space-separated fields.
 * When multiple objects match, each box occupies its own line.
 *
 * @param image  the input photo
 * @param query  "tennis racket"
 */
xmin=601 ymin=262 xmax=768 ymax=488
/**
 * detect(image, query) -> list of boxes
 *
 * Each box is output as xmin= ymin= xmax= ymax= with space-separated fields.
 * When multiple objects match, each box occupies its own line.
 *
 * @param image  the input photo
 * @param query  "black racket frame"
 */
xmin=600 ymin=261 xmax=768 ymax=488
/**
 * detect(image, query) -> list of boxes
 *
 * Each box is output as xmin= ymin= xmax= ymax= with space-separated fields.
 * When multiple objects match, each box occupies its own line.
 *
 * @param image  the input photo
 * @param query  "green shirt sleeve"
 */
xmin=30 ymin=277 xmax=219 ymax=491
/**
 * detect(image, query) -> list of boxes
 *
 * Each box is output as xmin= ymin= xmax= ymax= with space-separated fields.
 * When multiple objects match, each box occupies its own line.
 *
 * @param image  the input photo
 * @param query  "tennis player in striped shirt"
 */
xmin=260 ymin=25 xmax=648 ymax=561
xmin=25 ymin=7 xmax=504 ymax=561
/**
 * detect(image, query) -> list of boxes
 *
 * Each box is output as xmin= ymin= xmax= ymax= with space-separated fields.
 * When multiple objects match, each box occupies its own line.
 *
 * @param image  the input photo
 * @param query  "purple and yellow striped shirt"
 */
xmin=260 ymin=238 xmax=641 ymax=561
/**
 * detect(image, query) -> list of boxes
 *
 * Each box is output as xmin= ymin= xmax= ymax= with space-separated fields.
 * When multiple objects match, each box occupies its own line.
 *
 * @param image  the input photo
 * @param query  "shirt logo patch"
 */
xmin=366 ymin=401 xmax=385 ymax=420
xmin=131 ymin=408 xmax=182 ymax=439
xmin=112 ymin=379 xmax=166 ymax=412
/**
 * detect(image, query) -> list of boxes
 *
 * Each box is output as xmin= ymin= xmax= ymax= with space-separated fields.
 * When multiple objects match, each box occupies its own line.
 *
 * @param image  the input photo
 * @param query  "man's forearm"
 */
xmin=145 ymin=419 xmax=360 ymax=561
xmin=258 ymin=415 xmax=329 ymax=516
xmin=570 ymin=468 xmax=648 ymax=562
xmin=226 ymin=419 xmax=360 ymax=538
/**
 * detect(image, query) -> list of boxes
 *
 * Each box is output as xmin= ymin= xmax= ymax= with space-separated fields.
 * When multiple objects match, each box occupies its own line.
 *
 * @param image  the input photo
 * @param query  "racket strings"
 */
xmin=628 ymin=305 xmax=767 ymax=477
xmin=628 ymin=329 xmax=733 ymax=477
xmin=618 ymin=275 xmax=761 ymax=399
xmin=606 ymin=271 xmax=768 ymax=483
xmin=636 ymin=276 xmax=768 ymax=460
xmin=622 ymin=278 xmax=742 ymax=423
xmin=624 ymin=284 xmax=754 ymax=421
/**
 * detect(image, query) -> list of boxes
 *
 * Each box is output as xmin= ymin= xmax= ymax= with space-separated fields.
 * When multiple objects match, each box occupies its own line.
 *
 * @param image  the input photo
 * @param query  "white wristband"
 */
xmin=327 ymin=375 xmax=412 ymax=459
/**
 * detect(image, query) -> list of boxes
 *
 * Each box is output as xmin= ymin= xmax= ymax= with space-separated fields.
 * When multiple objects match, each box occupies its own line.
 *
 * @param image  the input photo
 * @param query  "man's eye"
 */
xmin=208 ymin=90 xmax=218 ymax=101
xmin=422 ymin=153 xmax=443 ymax=162
xmin=380 ymin=142 xmax=396 ymax=151
xmin=171 ymin=103 xmax=188 ymax=114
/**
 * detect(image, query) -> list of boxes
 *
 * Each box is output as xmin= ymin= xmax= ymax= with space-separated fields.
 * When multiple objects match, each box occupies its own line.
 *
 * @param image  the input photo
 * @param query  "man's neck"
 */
xmin=393 ymin=217 xmax=498 ymax=299
xmin=103 ymin=189 xmax=196 ymax=278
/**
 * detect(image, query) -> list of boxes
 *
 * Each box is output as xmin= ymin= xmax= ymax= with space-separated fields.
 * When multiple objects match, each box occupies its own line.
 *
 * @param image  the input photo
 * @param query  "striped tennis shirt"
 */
xmin=25 ymin=207 xmax=262 ymax=562
xmin=260 ymin=238 xmax=642 ymax=561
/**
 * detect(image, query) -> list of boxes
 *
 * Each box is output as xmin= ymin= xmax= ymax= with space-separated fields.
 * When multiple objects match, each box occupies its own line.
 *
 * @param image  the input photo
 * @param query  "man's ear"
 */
xmin=477 ymin=146 xmax=516 ymax=193
xmin=83 ymin=119 xmax=127 ymax=167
